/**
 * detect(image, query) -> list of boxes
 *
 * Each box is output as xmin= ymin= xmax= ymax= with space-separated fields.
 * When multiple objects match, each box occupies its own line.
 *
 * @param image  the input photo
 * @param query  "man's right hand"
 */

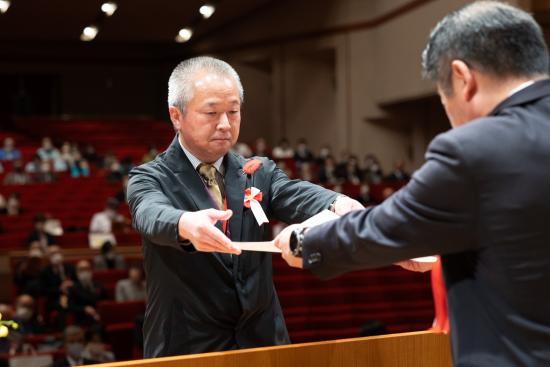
xmin=178 ymin=209 xmax=241 ymax=255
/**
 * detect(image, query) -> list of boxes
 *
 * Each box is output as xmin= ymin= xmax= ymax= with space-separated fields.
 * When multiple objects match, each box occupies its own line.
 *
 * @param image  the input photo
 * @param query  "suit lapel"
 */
xmin=225 ymin=152 xmax=247 ymax=241
xmin=165 ymin=136 xmax=219 ymax=212
xmin=164 ymin=136 xmax=232 ymax=270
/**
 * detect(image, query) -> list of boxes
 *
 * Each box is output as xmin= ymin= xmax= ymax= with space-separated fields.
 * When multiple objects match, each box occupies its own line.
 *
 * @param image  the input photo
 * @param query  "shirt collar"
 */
xmin=508 ymin=80 xmax=535 ymax=97
xmin=178 ymin=136 xmax=224 ymax=173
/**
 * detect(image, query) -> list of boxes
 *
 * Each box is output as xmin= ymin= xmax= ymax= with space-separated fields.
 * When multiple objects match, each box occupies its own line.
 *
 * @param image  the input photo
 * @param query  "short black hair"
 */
xmin=422 ymin=1 xmax=549 ymax=94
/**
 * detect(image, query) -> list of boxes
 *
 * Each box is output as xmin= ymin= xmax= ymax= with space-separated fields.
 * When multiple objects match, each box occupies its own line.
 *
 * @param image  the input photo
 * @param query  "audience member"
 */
xmin=93 ymin=241 xmax=126 ymax=270
xmin=0 ymin=137 xmax=22 ymax=161
xmin=14 ymin=242 xmax=46 ymax=297
xmin=12 ymin=294 xmax=44 ymax=335
xmin=357 ymin=183 xmax=372 ymax=206
xmin=361 ymin=154 xmax=384 ymax=183
xmin=336 ymin=155 xmax=362 ymax=184
xmin=3 ymin=160 xmax=31 ymax=185
xmin=68 ymin=260 xmax=107 ymax=325
xmin=318 ymin=155 xmax=339 ymax=185
xmin=142 ymin=145 xmax=158 ymax=164
xmin=317 ymin=144 xmax=332 ymax=164
xmin=53 ymin=325 xmax=96 ymax=367
xmin=115 ymin=265 xmax=146 ymax=302
xmin=233 ymin=142 xmax=253 ymax=158
xmin=27 ymin=213 xmax=57 ymax=248
xmin=252 ymin=138 xmax=270 ymax=157
xmin=40 ymin=246 xmax=76 ymax=325
xmin=35 ymin=160 xmax=57 ymax=183
xmin=89 ymin=198 xmax=127 ymax=236
xmin=272 ymin=138 xmax=294 ymax=159
xmin=6 ymin=193 xmax=21 ymax=216
xmin=82 ymin=143 xmax=101 ymax=167
xmin=82 ymin=325 xmax=115 ymax=363
xmin=24 ymin=154 xmax=42 ymax=174
xmin=386 ymin=159 xmax=410 ymax=181
xmin=298 ymin=162 xmax=315 ymax=182
xmin=294 ymin=138 xmax=315 ymax=164
xmin=37 ymin=137 xmax=66 ymax=172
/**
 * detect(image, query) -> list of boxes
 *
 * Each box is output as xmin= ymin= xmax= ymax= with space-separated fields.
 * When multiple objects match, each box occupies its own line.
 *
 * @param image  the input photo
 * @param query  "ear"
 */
xmin=168 ymin=106 xmax=183 ymax=130
xmin=450 ymin=60 xmax=477 ymax=102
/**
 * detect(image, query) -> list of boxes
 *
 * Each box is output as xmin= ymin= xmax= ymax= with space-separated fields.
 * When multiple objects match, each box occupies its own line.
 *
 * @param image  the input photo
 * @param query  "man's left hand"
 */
xmin=273 ymin=224 xmax=304 ymax=269
xmin=332 ymin=196 xmax=364 ymax=216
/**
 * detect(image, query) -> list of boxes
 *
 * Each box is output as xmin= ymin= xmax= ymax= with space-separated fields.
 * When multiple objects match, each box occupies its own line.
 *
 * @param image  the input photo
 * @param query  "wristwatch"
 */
xmin=289 ymin=227 xmax=307 ymax=257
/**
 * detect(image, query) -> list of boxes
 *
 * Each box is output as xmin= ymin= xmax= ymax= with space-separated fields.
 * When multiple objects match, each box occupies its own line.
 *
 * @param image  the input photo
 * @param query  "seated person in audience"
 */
xmin=386 ymin=159 xmax=411 ymax=181
xmin=93 ymin=241 xmax=126 ymax=270
xmin=142 ymin=144 xmax=158 ymax=164
xmin=82 ymin=324 xmax=115 ymax=363
xmin=89 ymin=198 xmax=128 ymax=236
xmin=115 ymin=265 xmax=146 ymax=302
xmin=318 ymin=155 xmax=339 ymax=185
xmin=12 ymin=294 xmax=44 ymax=335
xmin=14 ymin=242 xmax=46 ymax=297
xmin=336 ymin=155 xmax=362 ymax=184
xmin=382 ymin=186 xmax=396 ymax=200
xmin=357 ymin=183 xmax=372 ymax=206
xmin=68 ymin=260 xmax=107 ymax=325
xmin=232 ymin=142 xmax=253 ymax=158
xmin=272 ymin=138 xmax=294 ymax=159
xmin=37 ymin=137 xmax=66 ymax=172
xmin=361 ymin=154 xmax=384 ymax=184
xmin=24 ymin=154 xmax=42 ymax=174
xmin=0 ymin=193 xmax=6 ymax=214
xmin=27 ymin=213 xmax=57 ymax=249
xmin=253 ymin=137 xmax=270 ymax=157
xmin=294 ymin=138 xmax=315 ymax=164
xmin=53 ymin=325 xmax=97 ymax=367
xmin=40 ymin=246 xmax=76 ymax=323
xmin=5 ymin=192 xmax=21 ymax=216
xmin=35 ymin=160 xmax=57 ymax=183
xmin=0 ymin=137 xmax=22 ymax=161
xmin=298 ymin=162 xmax=315 ymax=182
xmin=3 ymin=160 xmax=31 ymax=185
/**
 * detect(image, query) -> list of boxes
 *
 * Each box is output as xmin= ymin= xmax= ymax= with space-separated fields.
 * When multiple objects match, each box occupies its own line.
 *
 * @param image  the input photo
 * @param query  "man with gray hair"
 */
xmin=127 ymin=56 xmax=362 ymax=357
xmin=275 ymin=1 xmax=550 ymax=366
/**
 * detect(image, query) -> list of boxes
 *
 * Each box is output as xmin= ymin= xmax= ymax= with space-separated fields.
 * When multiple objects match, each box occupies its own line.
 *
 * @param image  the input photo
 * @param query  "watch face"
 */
xmin=289 ymin=230 xmax=298 ymax=253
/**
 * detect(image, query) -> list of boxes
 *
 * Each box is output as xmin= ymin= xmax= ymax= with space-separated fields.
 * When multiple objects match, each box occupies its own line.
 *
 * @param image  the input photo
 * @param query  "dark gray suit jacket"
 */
xmin=303 ymin=79 xmax=550 ymax=367
xmin=127 ymin=137 xmax=337 ymax=357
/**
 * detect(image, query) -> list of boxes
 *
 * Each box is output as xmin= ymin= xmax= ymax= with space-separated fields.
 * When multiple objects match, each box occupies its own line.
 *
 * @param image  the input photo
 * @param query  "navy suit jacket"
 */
xmin=127 ymin=136 xmax=337 ymax=357
xmin=303 ymin=79 xmax=550 ymax=367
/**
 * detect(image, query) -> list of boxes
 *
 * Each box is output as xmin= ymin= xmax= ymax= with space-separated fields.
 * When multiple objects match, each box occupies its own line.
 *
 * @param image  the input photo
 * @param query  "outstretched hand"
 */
xmin=332 ymin=196 xmax=364 ymax=216
xmin=178 ymin=209 xmax=241 ymax=254
xmin=273 ymin=224 xmax=304 ymax=269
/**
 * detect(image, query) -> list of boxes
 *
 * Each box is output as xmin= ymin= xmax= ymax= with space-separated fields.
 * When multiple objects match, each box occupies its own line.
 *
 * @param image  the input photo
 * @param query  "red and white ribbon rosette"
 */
xmin=244 ymin=187 xmax=269 ymax=226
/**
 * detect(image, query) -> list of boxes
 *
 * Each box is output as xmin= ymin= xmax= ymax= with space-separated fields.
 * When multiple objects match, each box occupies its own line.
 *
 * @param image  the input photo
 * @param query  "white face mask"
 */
xmin=50 ymin=253 xmax=63 ymax=265
xmin=77 ymin=271 xmax=92 ymax=283
xmin=29 ymin=249 xmax=43 ymax=258
xmin=15 ymin=307 xmax=32 ymax=321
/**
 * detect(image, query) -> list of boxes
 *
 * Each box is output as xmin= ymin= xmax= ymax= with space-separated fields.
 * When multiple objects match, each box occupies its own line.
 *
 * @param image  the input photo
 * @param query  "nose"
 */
xmin=217 ymin=113 xmax=231 ymax=130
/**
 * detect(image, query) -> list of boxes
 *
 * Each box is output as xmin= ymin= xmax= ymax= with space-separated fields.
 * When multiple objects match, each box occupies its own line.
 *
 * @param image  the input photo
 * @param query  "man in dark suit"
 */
xmin=127 ymin=56 xmax=362 ymax=357
xmin=275 ymin=2 xmax=550 ymax=366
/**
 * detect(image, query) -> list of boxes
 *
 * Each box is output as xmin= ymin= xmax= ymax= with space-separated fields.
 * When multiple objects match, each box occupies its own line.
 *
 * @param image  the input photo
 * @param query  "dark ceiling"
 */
xmin=0 ymin=0 xmax=273 ymax=43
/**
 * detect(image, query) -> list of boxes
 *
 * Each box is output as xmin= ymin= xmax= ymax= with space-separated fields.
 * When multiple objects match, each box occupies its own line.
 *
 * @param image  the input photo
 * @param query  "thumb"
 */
xmin=206 ymin=209 xmax=233 ymax=222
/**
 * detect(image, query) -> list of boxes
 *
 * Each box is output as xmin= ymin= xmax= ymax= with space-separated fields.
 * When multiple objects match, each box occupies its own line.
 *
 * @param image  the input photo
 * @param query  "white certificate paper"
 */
xmin=236 ymin=210 xmax=338 ymax=253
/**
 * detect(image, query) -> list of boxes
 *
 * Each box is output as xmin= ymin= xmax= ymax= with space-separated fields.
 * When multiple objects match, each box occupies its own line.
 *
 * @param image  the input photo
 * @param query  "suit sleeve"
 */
xmin=126 ymin=165 xmax=185 ymax=248
xmin=267 ymin=160 xmax=339 ymax=223
xmin=302 ymin=133 xmax=478 ymax=279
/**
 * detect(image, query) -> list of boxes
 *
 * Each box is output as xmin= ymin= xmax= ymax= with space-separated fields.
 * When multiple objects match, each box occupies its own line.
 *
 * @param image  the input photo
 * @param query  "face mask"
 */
xmin=50 ymin=253 xmax=63 ymax=265
xmin=77 ymin=271 xmax=92 ymax=283
xmin=29 ymin=249 xmax=43 ymax=258
xmin=67 ymin=342 xmax=84 ymax=359
xmin=106 ymin=253 xmax=116 ymax=260
xmin=15 ymin=307 xmax=32 ymax=321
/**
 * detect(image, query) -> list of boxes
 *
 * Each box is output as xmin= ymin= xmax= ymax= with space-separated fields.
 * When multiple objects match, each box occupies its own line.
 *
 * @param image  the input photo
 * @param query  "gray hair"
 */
xmin=167 ymin=56 xmax=244 ymax=113
xmin=422 ymin=1 xmax=549 ymax=95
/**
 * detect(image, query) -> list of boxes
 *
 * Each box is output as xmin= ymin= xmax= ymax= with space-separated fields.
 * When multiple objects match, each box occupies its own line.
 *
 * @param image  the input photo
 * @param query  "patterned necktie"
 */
xmin=198 ymin=164 xmax=224 ymax=210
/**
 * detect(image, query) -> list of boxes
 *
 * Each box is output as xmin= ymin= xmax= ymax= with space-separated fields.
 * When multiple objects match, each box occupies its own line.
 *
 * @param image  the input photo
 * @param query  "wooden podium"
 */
xmin=94 ymin=331 xmax=451 ymax=367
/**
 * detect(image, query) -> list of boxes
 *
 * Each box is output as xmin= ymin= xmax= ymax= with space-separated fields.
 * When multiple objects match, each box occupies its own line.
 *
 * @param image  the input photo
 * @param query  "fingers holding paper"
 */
xmin=178 ymin=209 xmax=241 ymax=254
xmin=274 ymin=224 xmax=304 ymax=269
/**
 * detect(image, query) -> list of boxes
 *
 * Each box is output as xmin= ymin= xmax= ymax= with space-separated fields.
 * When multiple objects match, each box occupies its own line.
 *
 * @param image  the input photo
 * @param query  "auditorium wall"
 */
xmin=210 ymin=0 xmax=524 ymax=171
